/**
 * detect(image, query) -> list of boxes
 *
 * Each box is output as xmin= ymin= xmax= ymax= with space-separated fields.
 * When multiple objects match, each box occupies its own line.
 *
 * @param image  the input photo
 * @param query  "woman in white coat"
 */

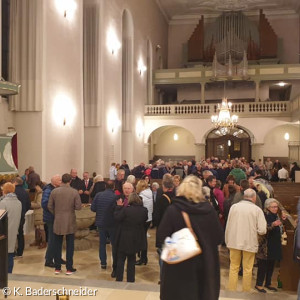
xmin=136 ymin=179 xmax=153 ymax=265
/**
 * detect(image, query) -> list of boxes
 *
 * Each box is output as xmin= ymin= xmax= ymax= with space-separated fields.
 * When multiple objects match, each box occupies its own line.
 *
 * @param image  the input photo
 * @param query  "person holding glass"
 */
xmin=255 ymin=198 xmax=286 ymax=293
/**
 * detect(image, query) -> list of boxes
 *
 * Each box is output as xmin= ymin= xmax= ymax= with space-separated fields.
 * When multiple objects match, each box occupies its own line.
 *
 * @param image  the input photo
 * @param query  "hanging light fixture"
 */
xmin=211 ymin=98 xmax=238 ymax=135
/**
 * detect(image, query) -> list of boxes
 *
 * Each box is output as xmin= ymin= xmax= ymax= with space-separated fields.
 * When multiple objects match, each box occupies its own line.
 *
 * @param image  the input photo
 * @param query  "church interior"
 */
xmin=0 ymin=0 xmax=300 ymax=299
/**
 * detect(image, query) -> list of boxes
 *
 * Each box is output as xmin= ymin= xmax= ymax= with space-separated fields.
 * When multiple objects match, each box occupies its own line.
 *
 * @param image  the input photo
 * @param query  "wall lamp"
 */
xmin=107 ymin=110 xmax=121 ymax=133
xmin=53 ymin=95 xmax=76 ymax=127
xmin=138 ymin=58 xmax=147 ymax=75
xmin=55 ymin=0 xmax=77 ymax=20
xmin=107 ymin=28 xmax=121 ymax=55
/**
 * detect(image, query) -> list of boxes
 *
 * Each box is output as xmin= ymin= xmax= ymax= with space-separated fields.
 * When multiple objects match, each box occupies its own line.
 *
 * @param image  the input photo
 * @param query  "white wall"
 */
xmin=154 ymin=127 xmax=195 ymax=156
xmin=84 ymin=0 xmax=169 ymax=176
xmin=42 ymin=0 xmax=84 ymax=182
xmin=263 ymin=124 xmax=300 ymax=157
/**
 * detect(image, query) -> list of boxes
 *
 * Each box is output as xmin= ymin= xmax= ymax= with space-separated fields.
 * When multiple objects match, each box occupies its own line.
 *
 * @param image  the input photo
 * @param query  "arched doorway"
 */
xmin=206 ymin=127 xmax=251 ymax=161
xmin=147 ymin=126 xmax=196 ymax=162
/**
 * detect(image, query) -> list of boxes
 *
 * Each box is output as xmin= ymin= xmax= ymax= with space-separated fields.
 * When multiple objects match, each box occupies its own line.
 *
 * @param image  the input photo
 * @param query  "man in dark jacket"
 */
xmin=42 ymin=174 xmax=62 ymax=267
xmin=153 ymin=174 xmax=175 ymax=241
xmin=91 ymin=180 xmax=118 ymax=276
xmin=27 ymin=166 xmax=41 ymax=191
xmin=80 ymin=171 xmax=93 ymax=203
xmin=70 ymin=168 xmax=82 ymax=191
xmin=13 ymin=177 xmax=31 ymax=257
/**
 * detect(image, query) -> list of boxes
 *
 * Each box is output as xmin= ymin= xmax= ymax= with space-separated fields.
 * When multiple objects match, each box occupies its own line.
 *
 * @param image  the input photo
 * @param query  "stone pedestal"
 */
xmin=74 ymin=205 xmax=96 ymax=251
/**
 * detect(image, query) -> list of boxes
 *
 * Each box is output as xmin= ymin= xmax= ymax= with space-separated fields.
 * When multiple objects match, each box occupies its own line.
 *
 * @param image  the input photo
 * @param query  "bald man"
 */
xmin=42 ymin=175 xmax=62 ymax=268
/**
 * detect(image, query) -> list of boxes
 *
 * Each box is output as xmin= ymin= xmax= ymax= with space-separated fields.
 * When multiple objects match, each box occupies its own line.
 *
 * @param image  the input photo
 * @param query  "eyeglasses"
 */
xmin=269 ymin=206 xmax=278 ymax=209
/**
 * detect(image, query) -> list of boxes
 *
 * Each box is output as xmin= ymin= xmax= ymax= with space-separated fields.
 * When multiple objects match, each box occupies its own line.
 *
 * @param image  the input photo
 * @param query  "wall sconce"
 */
xmin=138 ymin=59 xmax=147 ymax=75
xmin=228 ymin=140 xmax=231 ymax=146
xmin=173 ymin=133 xmax=178 ymax=141
xmin=135 ymin=118 xmax=144 ymax=138
xmin=55 ymin=0 xmax=77 ymax=20
xmin=53 ymin=95 xmax=76 ymax=127
xmin=107 ymin=28 xmax=121 ymax=55
xmin=284 ymin=132 xmax=290 ymax=140
xmin=107 ymin=110 xmax=121 ymax=133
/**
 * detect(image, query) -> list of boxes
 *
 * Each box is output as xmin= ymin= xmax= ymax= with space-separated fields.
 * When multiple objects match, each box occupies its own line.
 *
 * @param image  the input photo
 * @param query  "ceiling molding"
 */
xmin=154 ymin=0 xmax=170 ymax=24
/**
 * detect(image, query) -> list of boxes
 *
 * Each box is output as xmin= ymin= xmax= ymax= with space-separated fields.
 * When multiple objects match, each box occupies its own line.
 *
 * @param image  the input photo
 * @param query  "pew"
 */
xmin=271 ymin=182 xmax=300 ymax=291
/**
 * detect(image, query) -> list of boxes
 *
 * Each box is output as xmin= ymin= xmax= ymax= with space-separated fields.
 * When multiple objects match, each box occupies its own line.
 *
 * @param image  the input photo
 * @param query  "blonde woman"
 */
xmin=156 ymin=175 xmax=224 ymax=300
xmin=136 ymin=179 xmax=153 ymax=265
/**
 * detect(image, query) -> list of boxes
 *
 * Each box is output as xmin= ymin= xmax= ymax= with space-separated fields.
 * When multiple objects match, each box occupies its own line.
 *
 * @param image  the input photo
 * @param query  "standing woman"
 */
xmin=114 ymin=192 xmax=147 ymax=282
xmin=136 ymin=180 xmax=153 ymax=265
xmin=255 ymin=198 xmax=286 ymax=293
xmin=30 ymin=182 xmax=46 ymax=248
xmin=90 ymin=175 xmax=106 ymax=201
xmin=0 ymin=183 xmax=22 ymax=273
xmin=156 ymin=175 xmax=224 ymax=300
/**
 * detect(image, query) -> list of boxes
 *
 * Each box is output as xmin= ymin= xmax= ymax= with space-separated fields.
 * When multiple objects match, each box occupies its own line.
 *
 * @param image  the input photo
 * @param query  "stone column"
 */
xmin=251 ymin=143 xmax=264 ymax=162
xmin=255 ymin=80 xmax=260 ymax=102
xmin=194 ymin=143 xmax=206 ymax=161
xmin=200 ymin=81 xmax=206 ymax=104
xmin=144 ymin=143 xmax=150 ymax=163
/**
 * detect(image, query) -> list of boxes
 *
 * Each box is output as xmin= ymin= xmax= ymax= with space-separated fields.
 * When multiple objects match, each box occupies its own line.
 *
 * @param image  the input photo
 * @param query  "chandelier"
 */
xmin=211 ymin=98 xmax=238 ymax=135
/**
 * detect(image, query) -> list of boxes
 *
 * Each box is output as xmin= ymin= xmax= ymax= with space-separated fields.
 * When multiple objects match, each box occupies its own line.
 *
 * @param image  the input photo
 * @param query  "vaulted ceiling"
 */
xmin=156 ymin=0 xmax=300 ymax=21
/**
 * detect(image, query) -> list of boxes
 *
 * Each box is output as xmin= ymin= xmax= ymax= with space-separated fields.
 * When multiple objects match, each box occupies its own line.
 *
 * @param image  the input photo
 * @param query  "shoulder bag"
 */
xmin=161 ymin=211 xmax=202 ymax=264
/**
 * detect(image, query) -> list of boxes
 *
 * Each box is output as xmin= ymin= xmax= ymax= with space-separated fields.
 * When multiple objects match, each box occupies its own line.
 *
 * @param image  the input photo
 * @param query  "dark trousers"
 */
xmin=16 ymin=217 xmax=25 ymax=256
xmin=98 ymin=227 xmax=116 ymax=270
xmin=256 ymin=259 xmax=275 ymax=287
xmin=45 ymin=221 xmax=55 ymax=263
xmin=116 ymin=251 xmax=135 ymax=282
xmin=140 ymin=221 xmax=151 ymax=262
xmin=8 ymin=253 xmax=14 ymax=273
xmin=54 ymin=233 xmax=74 ymax=270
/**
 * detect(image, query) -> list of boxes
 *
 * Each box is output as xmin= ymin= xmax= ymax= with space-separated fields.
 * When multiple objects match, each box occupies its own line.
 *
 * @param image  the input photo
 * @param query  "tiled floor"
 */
xmin=0 ymin=228 xmax=297 ymax=300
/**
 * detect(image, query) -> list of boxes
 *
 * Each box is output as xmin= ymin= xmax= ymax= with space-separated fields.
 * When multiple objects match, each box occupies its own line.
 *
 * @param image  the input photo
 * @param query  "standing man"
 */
xmin=153 ymin=174 xmax=174 ymax=228
xmin=48 ymin=173 xmax=82 ymax=275
xmin=225 ymin=189 xmax=266 ymax=292
xmin=70 ymin=168 xmax=82 ymax=192
xmin=42 ymin=174 xmax=62 ymax=267
xmin=115 ymin=169 xmax=125 ymax=195
xmin=91 ymin=180 xmax=118 ymax=277
xmin=278 ymin=164 xmax=289 ymax=182
xmin=80 ymin=172 xmax=93 ymax=204
xmin=27 ymin=166 xmax=41 ymax=191
xmin=13 ymin=177 xmax=30 ymax=257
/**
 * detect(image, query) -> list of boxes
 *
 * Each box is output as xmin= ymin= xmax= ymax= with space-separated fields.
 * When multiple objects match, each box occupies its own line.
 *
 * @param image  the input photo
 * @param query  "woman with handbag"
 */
xmin=156 ymin=175 xmax=224 ymax=300
xmin=255 ymin=198 xmax=286 ymax=293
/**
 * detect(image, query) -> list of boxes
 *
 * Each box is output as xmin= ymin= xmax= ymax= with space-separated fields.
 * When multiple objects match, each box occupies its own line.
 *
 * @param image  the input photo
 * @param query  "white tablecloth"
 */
xmin=24 ymin=210 xmax=35 ymax=235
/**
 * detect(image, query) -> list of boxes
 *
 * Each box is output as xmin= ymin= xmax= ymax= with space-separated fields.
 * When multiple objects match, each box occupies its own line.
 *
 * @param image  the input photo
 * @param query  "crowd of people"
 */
xmin=0 ymin=157 xmax=300 ymax=299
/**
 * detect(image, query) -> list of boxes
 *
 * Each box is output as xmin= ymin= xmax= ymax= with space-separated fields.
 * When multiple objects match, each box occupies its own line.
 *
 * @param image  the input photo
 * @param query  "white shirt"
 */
xmin=139 ymin=188 xmax=153 ymax=222
xmin=278 ymin=168 xmax=289 ymax=179
xmin=109 ymin=166 xmax=117 ymax=180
